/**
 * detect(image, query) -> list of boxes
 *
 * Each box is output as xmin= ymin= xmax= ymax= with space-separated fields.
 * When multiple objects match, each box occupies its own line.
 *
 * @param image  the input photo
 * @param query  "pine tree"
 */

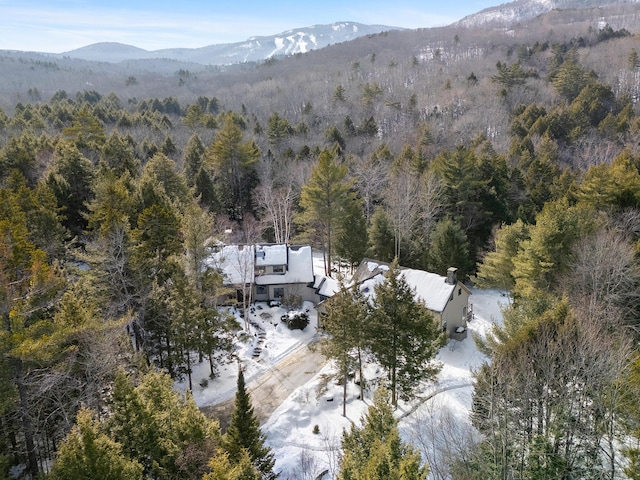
xmin=205 ymin=450 xmax=261 ymax=480
xmin=338 ymin=389 xmax=428 ymax=480
xmin=320 ymin=280 xmax=370 ymax=415
xmin=368 ymin=208 xmax=396 ymax=262
xmin=204 ymin=114 xmax=260 ymax=218
xmin=101 ymin=131 xmax=139 ymax=178
xmin=183 ymin=134 xmax=205 ymax=187
xmin=335 ymin=199 xmax=368 ymax=272
xmin=49 ymin=408 xmax=144 ymax=480
xmin=425 ymin=217 xmax=473 ymax=280
xmin=223 ymin=367 xmax=278 ymax=480
xmin=108 ymin=370 xmax=220 ymax=480
xmin=474 ymin=219 xmax=529 ymax=291
xmin=299 ymin=149 xmax=357 ymax=276
xmin=46 ymin=141 xmax=95 ymax=237
xmin=369 ymin=261 xmax=445 ymax=407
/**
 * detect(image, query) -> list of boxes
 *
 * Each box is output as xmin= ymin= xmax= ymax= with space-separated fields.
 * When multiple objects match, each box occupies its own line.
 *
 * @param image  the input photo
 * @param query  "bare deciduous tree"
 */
xmin=384 ymin=162 xmax=422 ymax=262
xmin=564 ymin=225 xmax=640 ymax=330
xmin=418 ymin=171 xmax=447 ymax=240
xmin=406 ymin=397 xmax=479 ymax=480
xmin=349 ymin=154 xmax=389 ymax=224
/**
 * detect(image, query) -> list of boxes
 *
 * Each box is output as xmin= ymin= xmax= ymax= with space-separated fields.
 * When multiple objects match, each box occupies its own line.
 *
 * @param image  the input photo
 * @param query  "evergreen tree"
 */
xmin=0 ymin=131 xmax=42 ymax=186
xmin=183 ymin=134 xmax=205 ymax=187
xmin=46 ymin=141 xmax=95 ymax=237
xmin=335 ymin=199 xmax=369 ymax=272
xmin=62 ymin=105 xmax=107 ymax=148
xmin=512 ymin=199 xmax=596 ymax=299
xmin=431 ymin=146 xmax=490 ymax=240
xmin=205 ymin=450 xmax=261 ymax=480
xmin=101 ymin=131 xmax=139 ymax=178
xmin=470 ymin=299 xmax=626 ymax=480
xmin=140 ymin=152 xmax=190 ymax=207
xmin=205 ymin=114 xmax=260 ymax=219
xmin=267 ymin=112 xmax=292 ymax=146
xmin=369 ymin=261 xmax=445 ymax=406
xmin=0 ymin=186 xmax=65 ymax=477
xmin=550 ymin=50 xmax=590 ymax=102
xmin=579 ymin=150 xmax=640 ymax=210
xmin=49 ymin=408 xmax=144 ymax=480
xmin=182 ymin=202 xmax=214 ymax=291
xmin=426 ymin=217 xmax=473 ymax=280
xmin=320 ymin=280 xmax=370 ymax=415
xmin=86 ymin=168 xmax=137 ymax=236
xmin=108 ymin=370 xmax=220 ymax=480
xmin=223 ymin=367 xmax=278 ymax=480
xmin=299 ymin=149 xmax=357 ymax=276
xmin=6 ymin=171 xmax=66 ymax=260
xmin=338 ymin=389 xmax=428 ymax=480
xmin=368 ymin=208 xmax=396 ymax=263
xmin=475 ymin=219 xmax=530 ymax=291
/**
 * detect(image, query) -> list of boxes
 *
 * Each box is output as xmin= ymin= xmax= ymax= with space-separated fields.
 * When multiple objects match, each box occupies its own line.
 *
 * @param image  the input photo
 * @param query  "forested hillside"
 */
xmin=2 ymin=2 xmax=640 ymax=478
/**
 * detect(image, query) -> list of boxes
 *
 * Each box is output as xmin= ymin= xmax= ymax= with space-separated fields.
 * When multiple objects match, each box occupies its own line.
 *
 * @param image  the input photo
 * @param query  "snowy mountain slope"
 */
xmin=457 ymin=0 xmax=640 ymax=28
xmin=56 ymin=22 xmax=400 ymax=65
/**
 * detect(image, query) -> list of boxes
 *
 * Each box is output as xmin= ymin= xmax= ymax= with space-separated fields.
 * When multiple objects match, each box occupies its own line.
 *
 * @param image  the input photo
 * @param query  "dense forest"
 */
xmin=3 ymin=3 xmax=640 ymax=478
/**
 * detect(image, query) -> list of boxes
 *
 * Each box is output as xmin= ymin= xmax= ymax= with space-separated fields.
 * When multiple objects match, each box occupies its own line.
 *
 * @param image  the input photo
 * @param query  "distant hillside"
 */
xmin=55 ymin=22 xmax=401 ymax=65
xmin=458 ymin=0 xmax=640 ymax=27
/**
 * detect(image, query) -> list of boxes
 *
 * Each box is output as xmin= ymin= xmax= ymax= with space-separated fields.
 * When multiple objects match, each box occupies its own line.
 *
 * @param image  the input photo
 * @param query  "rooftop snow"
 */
xmin=316 ymin=275 xmax=341 ymax=297
xmin=357 ymin=266 xmax=456 ymax=313
xmin=207 ymin=245 xmax=255 ymax=285
xmin=255 ymin=245 xmax=314 ymax=285
xmin=255 ymin=244 xmax=287 ymax=266
xmin=400 ymin=268 xmax=456 ymax=313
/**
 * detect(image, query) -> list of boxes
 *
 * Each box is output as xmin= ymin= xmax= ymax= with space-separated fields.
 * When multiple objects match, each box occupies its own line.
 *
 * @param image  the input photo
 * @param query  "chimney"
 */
xmin=446 ymin=267 xmax=458 ymax=285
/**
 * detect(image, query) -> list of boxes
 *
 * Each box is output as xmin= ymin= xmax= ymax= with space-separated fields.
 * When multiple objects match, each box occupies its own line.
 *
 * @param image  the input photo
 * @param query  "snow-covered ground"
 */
xmin=175 ymin=301 xmax=319 ymax=407
xmin=261 ymin=288 xmax=507 ymax=479
xmin=177 ymin=251 xmax=508 ymax=479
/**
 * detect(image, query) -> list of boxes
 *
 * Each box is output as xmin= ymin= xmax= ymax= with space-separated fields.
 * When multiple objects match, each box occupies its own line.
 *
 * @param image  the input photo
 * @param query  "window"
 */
xmin=256 ymin=285 xmax=267 ymax=295
xmin=273 ymin=287 xmax=284 ymax=298
xmin=458 ymin=288 xmax=462 ymax=296
xmin=273 ymin=265 xmax=285 ymax=273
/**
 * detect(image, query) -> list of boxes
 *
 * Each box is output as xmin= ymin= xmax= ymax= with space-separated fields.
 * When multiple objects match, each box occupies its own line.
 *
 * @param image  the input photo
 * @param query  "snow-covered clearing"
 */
xmin=177 ymin=251 xmax=508 ymax=479
xmin=262 ymin=288 xmax=507 ymax=479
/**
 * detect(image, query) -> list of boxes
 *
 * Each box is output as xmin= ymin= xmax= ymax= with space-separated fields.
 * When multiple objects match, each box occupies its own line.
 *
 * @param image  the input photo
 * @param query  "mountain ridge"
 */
xmin=54 ymin=22 xmax=401 ymax=65
xmin=457 ymin=0 xmax=640 ymax=27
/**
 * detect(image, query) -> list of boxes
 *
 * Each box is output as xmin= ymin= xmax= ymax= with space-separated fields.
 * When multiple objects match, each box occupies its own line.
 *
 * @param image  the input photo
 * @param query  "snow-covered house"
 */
xmin=254 ymin=244 xmax=315 ymax=303
xmin=353 ymin=259 xmax=472 ymax=339
xmin=208 ymin=244 xmax=315 ymax=304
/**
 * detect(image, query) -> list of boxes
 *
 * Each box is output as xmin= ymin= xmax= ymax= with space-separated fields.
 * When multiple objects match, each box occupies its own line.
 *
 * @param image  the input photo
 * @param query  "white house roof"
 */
xmin=255 ymin=244 xmax=287 ymax=266
xmin=355 ymin=263 xmax=458 ymax=314
xmin=208 ymin=245 xmax=255 ymax=285
xmin=400 ymin=268 xmax=456 ymax=313
xmin=255 ymin=245 xmax=314 ymax=285
xmin=208 ymin=244 xmax=315 ymax=286
xmin=315 ymin=275 xmax=341 ymax=297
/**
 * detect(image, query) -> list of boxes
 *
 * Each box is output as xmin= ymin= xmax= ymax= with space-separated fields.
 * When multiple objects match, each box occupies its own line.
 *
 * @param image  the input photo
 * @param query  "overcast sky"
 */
xmin=1 ymin=0 xmax=497 ymax=53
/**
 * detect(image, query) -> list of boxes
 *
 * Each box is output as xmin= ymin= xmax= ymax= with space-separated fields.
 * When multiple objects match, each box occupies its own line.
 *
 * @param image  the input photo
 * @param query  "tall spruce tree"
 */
xmin=338 ymin=389 xmax=428 ymax=480
xmin=107 ymin=371 xmax=220 ymax=480
xmin=369 ymin=261 xmax=445 ymax=406
xmin=320 ymin=280 xmax=370 ymax=416
xmin=300 ymin=149 xmax=358 ymax=276
xmin=49 ymin=408 xmax=144 ymax=480
xmin=223 ymin=367 xmax=278 ymax=480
